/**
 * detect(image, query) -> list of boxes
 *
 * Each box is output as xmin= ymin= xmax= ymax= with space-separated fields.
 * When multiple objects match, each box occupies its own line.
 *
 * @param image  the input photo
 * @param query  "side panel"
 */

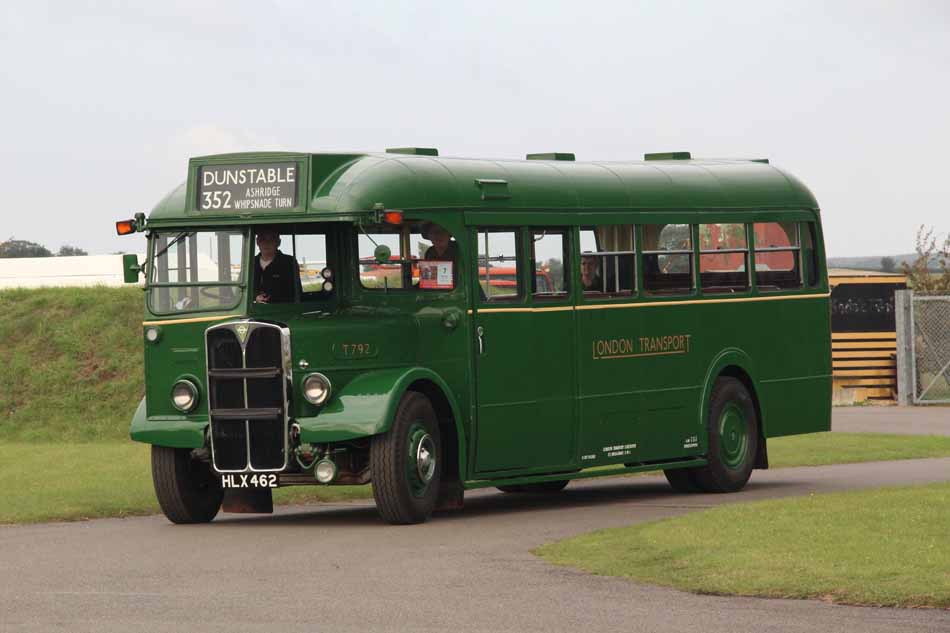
xmin=129 ymin=397 xmax=207 ymax=448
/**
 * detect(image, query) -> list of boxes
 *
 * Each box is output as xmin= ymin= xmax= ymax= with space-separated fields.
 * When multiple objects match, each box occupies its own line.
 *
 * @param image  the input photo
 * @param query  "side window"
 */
xmin=802 ymin=223 xmax=820 ymax=287
xmin=357 ymin=227 xmax=405 ymax=289
xmin=579 ymin=225 xmax=635 ymax=296
xmin=642 ymin=223 xmax=693 ymax=295
xmin=477 ymin=229 xmax=520 ymax=301
xmin=531 ymin=229 xmax=569 ymax=298
xmin=699 ymin=223 xmax=749 ymax=293
xmin=754 ymin=222 xmax=801 ymax=290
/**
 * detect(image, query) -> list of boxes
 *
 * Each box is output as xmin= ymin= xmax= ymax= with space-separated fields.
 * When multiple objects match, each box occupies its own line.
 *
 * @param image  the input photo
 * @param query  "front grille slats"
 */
xmin=207 ymin=322 xmax=288 ymax=473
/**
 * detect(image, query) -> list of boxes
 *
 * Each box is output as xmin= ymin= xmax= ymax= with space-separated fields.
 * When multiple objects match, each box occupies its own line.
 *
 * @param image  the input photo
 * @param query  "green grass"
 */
xmin=767 ymin=432 xmax=950 ymax=467
xmin=0 ymin=442 xmax=371 ymax=524
xmin=0 ymin=287 xmax=144 ymax=442
xmin=535 ymin=483 xmax=950 ymax=608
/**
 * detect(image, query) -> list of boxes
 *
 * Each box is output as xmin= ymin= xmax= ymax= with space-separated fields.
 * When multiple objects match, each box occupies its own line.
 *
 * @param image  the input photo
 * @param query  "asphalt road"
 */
xmin=833 ymin=406 xmax=950 ymax=436
xmin=3 ymin=457 xmax=949 ymax=633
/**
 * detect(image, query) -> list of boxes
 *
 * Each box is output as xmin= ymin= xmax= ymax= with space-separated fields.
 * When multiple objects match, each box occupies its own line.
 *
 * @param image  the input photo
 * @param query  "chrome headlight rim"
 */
xmin=171 ymin=379 xmax=199 ymax=413
xmin=302 ymin=372 xmax=331 ymax=406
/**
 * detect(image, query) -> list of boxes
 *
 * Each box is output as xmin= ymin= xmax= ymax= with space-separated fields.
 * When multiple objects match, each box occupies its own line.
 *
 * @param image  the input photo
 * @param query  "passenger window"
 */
xmin=802 ymin=223 xmax=820 ymax=287
xmin=754 ymin=222 xmax=801 ymax=290
xmin=477 ymin=229 xmax=520 ymax=301
xmin=579 ymin=225 xmax=635 ymax=296
xmin=642 ymin=223 xmax=693 ymax=295
xmin=531 ymin=229 xmax=569 ymax=298
xmin=699 ymin=223 xmax=749 ymax=293
xmin=357 ymin=227 xmax=405 ymax=289
xmin=411 ymin=222 xmax=457 ymax=290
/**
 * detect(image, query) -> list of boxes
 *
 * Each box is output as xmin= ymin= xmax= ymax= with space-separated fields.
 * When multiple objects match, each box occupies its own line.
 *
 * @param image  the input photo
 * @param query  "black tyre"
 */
xmin=370 ymin=392 xmax=442 ymax=524
xmin=151 ymin=445 xmax=223 ymax=524
xmin=693 ymin=377 xmax=759 ymax=493
xmin=663 ymin=468 xmax=702 ymax=493
xmin=498 ymin=480 xmax=569 ymax=494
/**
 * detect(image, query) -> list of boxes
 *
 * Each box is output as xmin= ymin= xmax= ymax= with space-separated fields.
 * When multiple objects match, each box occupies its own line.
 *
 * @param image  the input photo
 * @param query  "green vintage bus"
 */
xmin=118 ymin=148 xmax=831 ymax=525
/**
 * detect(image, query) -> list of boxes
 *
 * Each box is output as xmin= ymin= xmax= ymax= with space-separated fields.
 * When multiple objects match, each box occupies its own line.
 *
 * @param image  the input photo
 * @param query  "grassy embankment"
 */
xmin=536 ymin=483 xmax=950 ymax=608
xmin=2 ymin=287 xmax=949 ymax=524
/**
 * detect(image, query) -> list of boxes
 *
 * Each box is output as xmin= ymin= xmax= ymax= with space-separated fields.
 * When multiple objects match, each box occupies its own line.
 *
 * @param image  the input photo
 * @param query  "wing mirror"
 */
xmin=374 ymin=244 xmax=392 ymax=264
xmin=122 ymin=253 xmax=143 ymax=283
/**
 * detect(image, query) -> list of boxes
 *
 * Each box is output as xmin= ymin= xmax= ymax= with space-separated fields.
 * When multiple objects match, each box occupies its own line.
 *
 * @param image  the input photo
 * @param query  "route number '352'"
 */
xmin=201 ymin=191 xmax=232 ymax=210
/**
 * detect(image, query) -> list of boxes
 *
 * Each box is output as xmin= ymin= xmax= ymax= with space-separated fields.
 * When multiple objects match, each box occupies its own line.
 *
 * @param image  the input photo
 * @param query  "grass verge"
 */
xmin=766 ymin=432 xmax=950 ymax=467
xmin=535 ymin=483 xmax=950 ymax=608
xmin=0 ymin=442 xmax=371 ymax=524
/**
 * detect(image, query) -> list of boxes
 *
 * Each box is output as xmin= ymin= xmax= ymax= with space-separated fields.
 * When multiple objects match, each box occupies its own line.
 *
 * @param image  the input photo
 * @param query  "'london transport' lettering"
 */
xmin=592 ymin=334 xmax=692 ymax=360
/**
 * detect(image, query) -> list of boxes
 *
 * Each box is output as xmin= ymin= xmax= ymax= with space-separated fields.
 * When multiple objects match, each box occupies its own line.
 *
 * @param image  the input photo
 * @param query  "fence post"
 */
xmin=895 ymin=289 xmax=914 ymax=406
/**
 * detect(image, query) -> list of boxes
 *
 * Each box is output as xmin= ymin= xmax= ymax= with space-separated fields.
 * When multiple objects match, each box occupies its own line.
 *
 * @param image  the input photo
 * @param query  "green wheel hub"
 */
xmin=717 ymin=403 xmax=749 ymax=470
xmin=406 ymin=422 xmax=437 ymax=498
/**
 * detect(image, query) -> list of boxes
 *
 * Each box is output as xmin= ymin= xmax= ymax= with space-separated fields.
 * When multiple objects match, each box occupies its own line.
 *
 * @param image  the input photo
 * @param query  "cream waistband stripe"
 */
xmin=142 ymin=315 xmax=242 ymax=326
xmin=469 ymin=292 xmax=830 ymax=314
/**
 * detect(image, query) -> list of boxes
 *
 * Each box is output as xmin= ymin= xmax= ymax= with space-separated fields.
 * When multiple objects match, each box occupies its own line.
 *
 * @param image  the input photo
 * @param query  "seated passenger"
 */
xmin=253 ymin=228 xmax=302 ymax=303
xmin=581 ymin=255 xmax=603 ymax=291
xmin=422 ymin=222 xmax=458 ymax=261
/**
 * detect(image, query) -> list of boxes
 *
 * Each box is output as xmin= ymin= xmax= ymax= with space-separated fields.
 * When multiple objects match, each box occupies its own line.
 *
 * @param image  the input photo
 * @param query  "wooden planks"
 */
xmin=831 ymin=331 xmax=898 ymax=400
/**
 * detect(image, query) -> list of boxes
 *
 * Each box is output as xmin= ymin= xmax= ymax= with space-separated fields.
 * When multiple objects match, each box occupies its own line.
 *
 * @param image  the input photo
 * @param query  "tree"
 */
xmin=58 ymin=245 xmax=88 ymax=256
xmin=900 ymin=226 xmax=950 ymax=296
xmin=880 ymin=256 xmax=896 ymax=273
xmin=0 ymin=239 xmax=53 ymax=258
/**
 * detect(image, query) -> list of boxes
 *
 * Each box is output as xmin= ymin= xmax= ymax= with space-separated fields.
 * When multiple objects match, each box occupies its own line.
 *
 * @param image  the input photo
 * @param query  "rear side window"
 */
xmin=531 ymin=229 xmax=569 ymax=298
xmin=579 ymin=225 xmax=636 ymax=296
xmin=642 ymin=223 xmax=693 ymax=295
xmin=477 ymin=229 xmax=520 ymax=301
xmin=699 ymin=223 xmax=748 ymax=293
xmin=754 ymin=222 xmax=801 ymax=290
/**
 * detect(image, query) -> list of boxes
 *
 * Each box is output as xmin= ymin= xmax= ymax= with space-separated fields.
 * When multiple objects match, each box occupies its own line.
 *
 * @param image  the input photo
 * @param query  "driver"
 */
xmin=254 ymin=227 xmax=302 ymax=303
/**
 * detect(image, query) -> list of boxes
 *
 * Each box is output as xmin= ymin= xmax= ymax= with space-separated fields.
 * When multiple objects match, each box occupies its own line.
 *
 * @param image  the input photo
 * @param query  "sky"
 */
xmin=1 ymin=0 xmax=948 ymax=258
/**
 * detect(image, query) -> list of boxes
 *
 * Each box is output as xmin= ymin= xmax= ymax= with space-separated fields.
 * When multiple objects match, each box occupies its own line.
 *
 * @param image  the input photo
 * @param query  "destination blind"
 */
xmin=197 ymin=162 xmax=298 ymax=212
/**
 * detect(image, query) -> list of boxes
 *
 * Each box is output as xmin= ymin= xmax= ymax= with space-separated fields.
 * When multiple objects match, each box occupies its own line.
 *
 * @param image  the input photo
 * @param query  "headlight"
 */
xmin=171 ymin=380 xmax=198 ymax=412
xmin=302 ymin=373 xmax=331 ymax=405
xmin=144 ymin=326 xmax=161 ymax=343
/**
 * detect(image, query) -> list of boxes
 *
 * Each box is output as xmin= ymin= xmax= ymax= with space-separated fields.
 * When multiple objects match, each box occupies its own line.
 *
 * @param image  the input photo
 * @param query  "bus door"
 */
xmin=470 ymin=227 xmax=576 ymax=474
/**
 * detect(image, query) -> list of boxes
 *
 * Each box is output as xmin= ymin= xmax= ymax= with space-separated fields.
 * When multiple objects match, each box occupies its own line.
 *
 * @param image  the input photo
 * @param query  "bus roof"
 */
xmin=146 ymin=151 xmax=819 ymax=226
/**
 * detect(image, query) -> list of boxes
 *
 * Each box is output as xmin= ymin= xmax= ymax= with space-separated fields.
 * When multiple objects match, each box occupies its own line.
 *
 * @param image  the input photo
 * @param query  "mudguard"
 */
xmin=129 ymin=397 xmax=208 ymax=449
xmin=698 ymin=348 xmax=761 ymax=433
xmin=296 ymin=366 xmax=464 ymax=445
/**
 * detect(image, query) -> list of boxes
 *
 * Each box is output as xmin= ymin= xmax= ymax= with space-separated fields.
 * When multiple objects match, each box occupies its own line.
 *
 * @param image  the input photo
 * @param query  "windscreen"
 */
xmin=148 ymin=229 xmax=246 ymax=314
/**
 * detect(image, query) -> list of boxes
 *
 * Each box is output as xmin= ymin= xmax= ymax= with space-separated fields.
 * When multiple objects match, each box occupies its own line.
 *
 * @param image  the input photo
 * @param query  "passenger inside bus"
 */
xmin=581 ymin=255 xmax=603 ymax=291
xmin=253 ymin=227 xmax=302 ymax=303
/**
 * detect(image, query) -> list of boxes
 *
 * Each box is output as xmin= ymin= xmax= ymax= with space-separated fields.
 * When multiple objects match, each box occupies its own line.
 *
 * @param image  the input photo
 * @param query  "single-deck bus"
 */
xmin=118 ymin=148 xmax=831 ymax=524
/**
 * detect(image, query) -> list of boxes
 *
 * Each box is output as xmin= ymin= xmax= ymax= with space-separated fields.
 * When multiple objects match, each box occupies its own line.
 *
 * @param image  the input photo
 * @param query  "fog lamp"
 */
xmin=171 ymin=380 xmax=198 ymax=412
xmin=302 ymin=373 xmax=331 ymax=405
xmin=314 ymin=458 xmax=337 ymax=483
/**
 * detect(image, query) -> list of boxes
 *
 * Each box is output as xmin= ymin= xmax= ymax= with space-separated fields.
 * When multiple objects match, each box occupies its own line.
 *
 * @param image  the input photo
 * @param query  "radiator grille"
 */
xmin=206 ymin=322 xmax=289 ymax=473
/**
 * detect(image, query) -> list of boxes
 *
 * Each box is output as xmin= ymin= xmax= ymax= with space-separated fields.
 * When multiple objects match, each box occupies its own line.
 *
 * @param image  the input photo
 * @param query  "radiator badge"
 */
xmin=235 ymin=323 xmax=250 ymax=344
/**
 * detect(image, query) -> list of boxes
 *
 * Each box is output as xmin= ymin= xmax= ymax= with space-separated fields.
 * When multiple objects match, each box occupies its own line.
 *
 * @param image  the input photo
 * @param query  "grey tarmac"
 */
xmin=833 ymin=405 xmax=950 ymax=436
xmin=2 ymin=457 xmax=949 ymax=633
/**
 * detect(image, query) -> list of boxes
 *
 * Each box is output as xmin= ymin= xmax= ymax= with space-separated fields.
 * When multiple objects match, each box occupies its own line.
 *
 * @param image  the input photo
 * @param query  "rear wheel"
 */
xmin=151 ymin=445 xmax=223 ymax=524
xmin=370 ymin=392 xmax=442 ymax=524
xmin=693 ymin=377 xmax=759 ymax=493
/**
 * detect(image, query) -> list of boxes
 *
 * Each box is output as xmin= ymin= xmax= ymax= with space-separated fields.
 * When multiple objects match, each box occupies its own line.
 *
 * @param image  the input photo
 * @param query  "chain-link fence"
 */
xmin=912 ymin=295 xmax=950 ymax=404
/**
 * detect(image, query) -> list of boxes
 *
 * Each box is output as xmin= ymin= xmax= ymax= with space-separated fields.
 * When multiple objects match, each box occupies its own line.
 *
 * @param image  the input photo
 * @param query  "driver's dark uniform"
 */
xmin=253 ymin=250 xmax=302 ymax=303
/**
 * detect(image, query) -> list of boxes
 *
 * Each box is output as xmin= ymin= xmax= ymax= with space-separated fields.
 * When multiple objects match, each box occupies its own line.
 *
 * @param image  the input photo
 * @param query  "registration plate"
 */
xmin=221 ymin=473 xmax=278 ymax=489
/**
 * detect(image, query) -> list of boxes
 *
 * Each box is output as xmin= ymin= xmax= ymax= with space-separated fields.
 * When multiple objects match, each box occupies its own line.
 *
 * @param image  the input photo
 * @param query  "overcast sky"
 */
xmin=1 ymin=0 xmax=948 ymax=257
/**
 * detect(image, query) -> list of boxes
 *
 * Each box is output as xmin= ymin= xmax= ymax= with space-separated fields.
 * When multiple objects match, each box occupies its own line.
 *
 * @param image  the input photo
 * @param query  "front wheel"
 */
xmin=370 ymin=392 xmax=442 ymax=524
xmin=151 ymin=445 xmax=223 ymax=524
xmin=692 ymin=377 xmax=759 ymax=493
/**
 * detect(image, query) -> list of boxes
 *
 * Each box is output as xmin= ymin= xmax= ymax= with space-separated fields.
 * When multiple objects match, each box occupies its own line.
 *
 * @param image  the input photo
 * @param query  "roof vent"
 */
xmin=644 ymin=151 xmax=691 ymax=161
xmin=385 ymin=147 xmax=438 ymax=156
xmin=526 ymin=152 xmax=575 ymax=161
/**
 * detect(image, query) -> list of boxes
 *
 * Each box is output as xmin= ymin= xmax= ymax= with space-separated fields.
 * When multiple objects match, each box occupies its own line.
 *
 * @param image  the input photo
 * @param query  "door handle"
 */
xmin=476 ymin=325 xmax=485 ymax=355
